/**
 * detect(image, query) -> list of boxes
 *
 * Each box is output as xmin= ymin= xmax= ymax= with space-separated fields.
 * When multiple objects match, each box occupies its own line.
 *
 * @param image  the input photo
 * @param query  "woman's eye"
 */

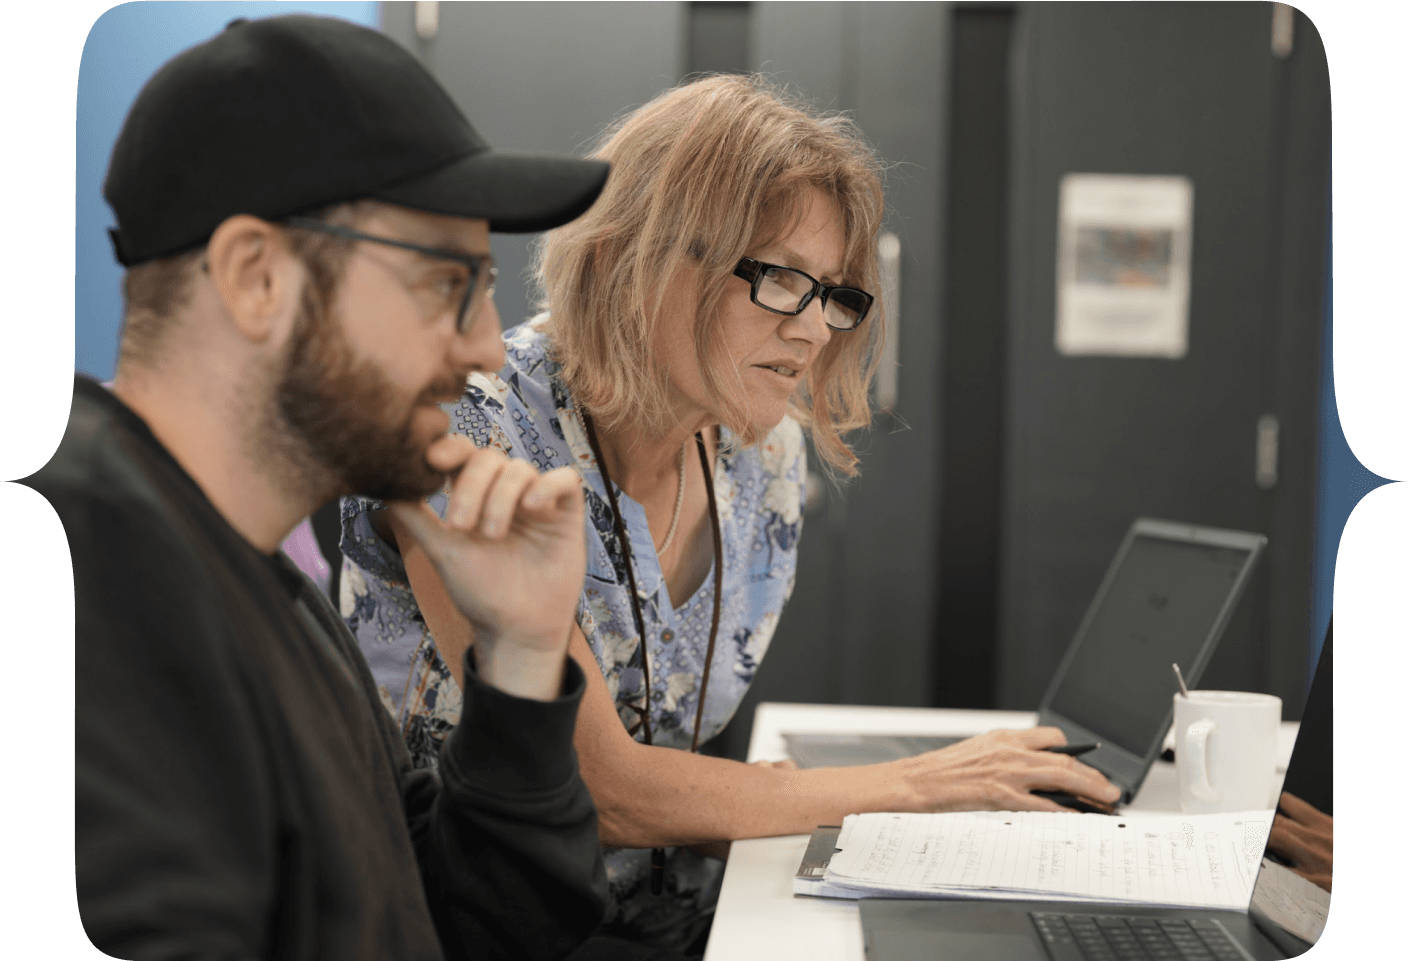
xmin=765 ymin=267 xmax=809 ymax=294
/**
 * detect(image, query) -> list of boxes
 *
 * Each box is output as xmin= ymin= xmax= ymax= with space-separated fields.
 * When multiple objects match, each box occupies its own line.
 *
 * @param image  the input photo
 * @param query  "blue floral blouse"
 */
xmin=339 ymin=316 xmax=804 ymax=948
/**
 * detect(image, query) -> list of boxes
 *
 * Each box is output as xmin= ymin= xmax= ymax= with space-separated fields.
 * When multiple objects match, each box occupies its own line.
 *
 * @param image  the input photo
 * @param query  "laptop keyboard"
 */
xmin=1030 ymin=912 xmax=1256 ymax=961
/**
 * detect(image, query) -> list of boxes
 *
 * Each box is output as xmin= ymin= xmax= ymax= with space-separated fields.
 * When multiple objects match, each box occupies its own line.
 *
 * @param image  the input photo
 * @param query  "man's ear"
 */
xmin=205 ymin=215 xmax=303 ymax=344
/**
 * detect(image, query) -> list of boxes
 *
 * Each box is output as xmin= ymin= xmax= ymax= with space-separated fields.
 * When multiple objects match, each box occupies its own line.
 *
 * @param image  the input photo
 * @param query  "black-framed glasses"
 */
xmin=733 ymin=256 xmax=874 ymax=331
xmin=284 ymin=216 xmax=497 ymax=333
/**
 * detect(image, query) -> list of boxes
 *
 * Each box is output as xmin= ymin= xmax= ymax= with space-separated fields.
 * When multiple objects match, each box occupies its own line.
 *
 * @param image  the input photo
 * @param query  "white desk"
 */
xmin=703 ymin=702 xmax=1300 ymax=961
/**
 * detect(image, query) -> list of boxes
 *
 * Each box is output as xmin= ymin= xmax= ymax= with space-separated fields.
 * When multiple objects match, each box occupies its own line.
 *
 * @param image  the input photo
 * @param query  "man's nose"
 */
xmin=451 ymin=292 xmax=506 ymax=374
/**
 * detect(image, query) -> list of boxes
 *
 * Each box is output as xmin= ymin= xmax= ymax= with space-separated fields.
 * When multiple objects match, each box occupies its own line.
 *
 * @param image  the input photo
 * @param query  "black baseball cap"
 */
xmin=104 ymin=14 xmax=610 ymax=266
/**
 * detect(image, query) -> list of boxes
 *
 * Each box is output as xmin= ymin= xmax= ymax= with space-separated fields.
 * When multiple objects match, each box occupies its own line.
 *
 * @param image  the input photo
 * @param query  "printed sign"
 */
xmin=1056 ymin=174 xmax=1194 ymax=358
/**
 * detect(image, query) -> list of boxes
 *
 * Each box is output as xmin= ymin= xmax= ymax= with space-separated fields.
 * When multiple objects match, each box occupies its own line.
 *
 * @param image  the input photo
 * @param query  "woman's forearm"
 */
xmin=394 ymin=519 xmax=1122 ymax=846
xmin=582 ymin=738 xmax=914 ymax=846
xmin=577 ymin=684 xmax=1122 ymax=847
xmin=563 ymin=623 xmax=927 ymax=846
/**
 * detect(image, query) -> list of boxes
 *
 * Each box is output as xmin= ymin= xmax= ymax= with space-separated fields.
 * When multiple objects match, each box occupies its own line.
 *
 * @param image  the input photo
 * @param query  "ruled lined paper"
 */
xmin=823 ymin=809 xmax=1271 ymax=908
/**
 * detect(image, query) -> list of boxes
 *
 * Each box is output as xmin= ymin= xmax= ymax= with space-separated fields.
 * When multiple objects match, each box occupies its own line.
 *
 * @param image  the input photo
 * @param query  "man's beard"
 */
xmin=266 ymin=291 xmax=466 ymax=503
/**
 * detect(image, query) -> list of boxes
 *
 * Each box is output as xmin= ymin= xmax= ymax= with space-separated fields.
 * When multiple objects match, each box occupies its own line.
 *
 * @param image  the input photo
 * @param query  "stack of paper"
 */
xmin=805 ymin=809 xmax=1273 ymax=910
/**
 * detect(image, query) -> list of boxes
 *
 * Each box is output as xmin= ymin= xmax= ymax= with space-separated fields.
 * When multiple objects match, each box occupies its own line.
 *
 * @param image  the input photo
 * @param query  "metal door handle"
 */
xmin=875 ymin=232 xmax=901 ymax=411
xmin=1256 ymin=414 xmax=1279 ymax=490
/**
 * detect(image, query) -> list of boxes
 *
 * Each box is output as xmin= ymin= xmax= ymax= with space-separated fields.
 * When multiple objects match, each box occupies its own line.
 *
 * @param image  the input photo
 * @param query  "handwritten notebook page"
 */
xmin=824 ymin=810 xmax=1272 ymax=909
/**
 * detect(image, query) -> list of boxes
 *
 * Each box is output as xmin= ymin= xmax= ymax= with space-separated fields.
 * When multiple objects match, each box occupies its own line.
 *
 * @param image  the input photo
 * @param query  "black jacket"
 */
xmin=27 ymin=377 xmax=608 ymax=960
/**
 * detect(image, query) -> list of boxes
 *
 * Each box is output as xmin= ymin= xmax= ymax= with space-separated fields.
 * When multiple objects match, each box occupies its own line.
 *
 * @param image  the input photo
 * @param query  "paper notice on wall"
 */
xmin=1055 ymin=174 xmax=1193 ymax=359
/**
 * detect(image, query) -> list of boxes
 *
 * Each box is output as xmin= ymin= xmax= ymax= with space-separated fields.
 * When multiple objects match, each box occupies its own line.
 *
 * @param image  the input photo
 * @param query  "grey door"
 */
xmin=997 ymin=3 xmax=1329 ymax=715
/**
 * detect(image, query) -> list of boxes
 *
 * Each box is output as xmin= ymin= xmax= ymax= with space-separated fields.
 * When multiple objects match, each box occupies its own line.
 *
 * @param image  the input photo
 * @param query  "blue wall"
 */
xmin=1309 ymin=199 xmax=1391 ymax=676
xmin=75 ymin=1 xmax=380 ymax=381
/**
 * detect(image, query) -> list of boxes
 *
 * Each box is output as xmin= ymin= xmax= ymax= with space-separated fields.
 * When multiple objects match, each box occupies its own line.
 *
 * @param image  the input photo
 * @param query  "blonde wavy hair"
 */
xmin=532 ymin=74 xmax=886 ymax=477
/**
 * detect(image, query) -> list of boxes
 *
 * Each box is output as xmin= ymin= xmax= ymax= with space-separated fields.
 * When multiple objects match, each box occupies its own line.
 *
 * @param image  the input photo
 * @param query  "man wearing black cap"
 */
xmin=23 ymin=15 xmax=613 ymax=961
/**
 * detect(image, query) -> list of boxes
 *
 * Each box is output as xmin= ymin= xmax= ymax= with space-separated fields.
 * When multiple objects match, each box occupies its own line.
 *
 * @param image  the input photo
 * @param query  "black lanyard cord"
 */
xmin=690 ymin=430 xmax=724 ymax=755
xmin=581 ymin=407 xmax=656 ymax=745
xmin=579 ymin=408 xmax=723 ymax=896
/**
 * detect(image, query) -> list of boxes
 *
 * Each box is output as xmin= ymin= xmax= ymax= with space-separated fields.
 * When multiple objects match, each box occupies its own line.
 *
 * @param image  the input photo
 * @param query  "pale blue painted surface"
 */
xmin=75 ymin=1 xmax=380 ymax=381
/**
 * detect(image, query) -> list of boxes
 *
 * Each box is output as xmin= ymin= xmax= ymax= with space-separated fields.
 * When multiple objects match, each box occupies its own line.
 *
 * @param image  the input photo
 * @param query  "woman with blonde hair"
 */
xmin=341 ymin=74 xmax=1117 ymax=955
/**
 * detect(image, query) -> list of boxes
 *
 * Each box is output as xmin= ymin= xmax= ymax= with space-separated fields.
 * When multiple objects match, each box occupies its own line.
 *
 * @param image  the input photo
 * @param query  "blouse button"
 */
xmin=651 ymin=690 xmax=664 ymax=702
xmin=661 ymin=629 xmax=674 ymax=642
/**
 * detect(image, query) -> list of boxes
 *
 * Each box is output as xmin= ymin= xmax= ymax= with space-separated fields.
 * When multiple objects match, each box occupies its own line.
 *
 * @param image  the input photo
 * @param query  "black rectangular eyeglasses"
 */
xmin=284 ymin=216 xmax=497 ymax=332
xmin=733 ymin=256 xmax=874 ymax=331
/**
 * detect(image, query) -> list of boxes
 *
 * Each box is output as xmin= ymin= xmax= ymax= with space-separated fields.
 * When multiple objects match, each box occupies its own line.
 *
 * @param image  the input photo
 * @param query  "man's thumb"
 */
xmin=385 ymin=502 xmax=449 ymax=559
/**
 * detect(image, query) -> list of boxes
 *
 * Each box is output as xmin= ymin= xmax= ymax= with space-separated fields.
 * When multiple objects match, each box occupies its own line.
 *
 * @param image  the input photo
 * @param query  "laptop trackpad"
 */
xmin=860 ymin=900 xmax=1046 ymax=961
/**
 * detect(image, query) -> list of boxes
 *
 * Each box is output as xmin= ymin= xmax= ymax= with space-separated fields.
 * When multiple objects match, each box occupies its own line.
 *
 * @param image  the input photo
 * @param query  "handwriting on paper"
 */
xmin=825 ymin=810 xmax=1272 ymax=909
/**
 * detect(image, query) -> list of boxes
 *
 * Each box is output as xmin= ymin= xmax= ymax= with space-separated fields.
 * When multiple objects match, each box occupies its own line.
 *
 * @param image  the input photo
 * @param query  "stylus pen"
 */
xmin=1044 ymin=743 xmax=1100 ymax=757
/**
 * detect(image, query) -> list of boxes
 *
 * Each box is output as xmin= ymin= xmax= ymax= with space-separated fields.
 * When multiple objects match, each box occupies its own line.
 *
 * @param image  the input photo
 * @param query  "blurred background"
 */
xmin=76 ymin=2 xmax=1379 ymax=757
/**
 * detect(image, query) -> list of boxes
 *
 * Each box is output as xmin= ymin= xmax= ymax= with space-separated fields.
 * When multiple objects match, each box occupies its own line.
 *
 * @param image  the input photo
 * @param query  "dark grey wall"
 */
xmin=997 ymin=4 xmax=1328 ymax=715
xmin=381 ymin=1 xmax=686 ymax=331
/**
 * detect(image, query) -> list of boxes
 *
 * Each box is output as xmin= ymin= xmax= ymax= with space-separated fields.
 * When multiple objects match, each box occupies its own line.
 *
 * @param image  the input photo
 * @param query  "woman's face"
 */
xmin=660 ymin=188 xmax=845 ymax=436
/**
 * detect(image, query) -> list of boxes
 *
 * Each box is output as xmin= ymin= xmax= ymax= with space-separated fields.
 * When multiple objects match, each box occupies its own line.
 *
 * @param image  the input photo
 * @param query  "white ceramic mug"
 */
xmin=1174 ymin=690 xmax=1281 ymax=813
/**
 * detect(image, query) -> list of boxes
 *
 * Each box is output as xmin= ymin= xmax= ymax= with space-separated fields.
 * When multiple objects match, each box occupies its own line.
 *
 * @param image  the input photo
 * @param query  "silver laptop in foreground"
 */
xmin=785 ymin=518 xmax=1267 ymax=804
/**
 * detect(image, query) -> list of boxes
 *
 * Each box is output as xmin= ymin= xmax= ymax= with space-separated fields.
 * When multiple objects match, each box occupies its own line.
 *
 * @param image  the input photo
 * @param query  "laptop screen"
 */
xmin=1044 ymin=532 xmax=1256 ymax=758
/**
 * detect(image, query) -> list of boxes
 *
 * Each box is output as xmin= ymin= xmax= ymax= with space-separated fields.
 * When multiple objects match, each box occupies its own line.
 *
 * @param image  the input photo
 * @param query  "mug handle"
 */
xmin=1185 ymin=719 xmax=1220 ymax=802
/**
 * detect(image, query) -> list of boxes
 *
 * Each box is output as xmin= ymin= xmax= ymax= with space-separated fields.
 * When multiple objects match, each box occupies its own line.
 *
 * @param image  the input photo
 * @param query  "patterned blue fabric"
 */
xmin=339 ymin=316 xmax=805 ymax=948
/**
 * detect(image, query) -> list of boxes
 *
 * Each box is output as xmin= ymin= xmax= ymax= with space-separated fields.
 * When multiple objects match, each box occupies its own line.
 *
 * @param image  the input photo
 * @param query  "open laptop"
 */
xmin=857 ymin=626 xmax=1333 ymax=961
xmin=784 ymin=518 xmax=1267 ymax=804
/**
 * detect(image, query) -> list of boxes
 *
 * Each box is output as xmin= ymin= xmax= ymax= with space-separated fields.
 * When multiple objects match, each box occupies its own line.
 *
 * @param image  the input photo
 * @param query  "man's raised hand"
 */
xmin=387 ymin=435 xmax=586 ymax=700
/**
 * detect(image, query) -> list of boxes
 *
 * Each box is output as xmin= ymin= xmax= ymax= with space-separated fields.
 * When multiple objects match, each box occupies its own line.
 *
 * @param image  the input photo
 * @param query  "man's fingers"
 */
xmin=441 ymin=451 xmax=579 ymax=538
xmin=1270 ymin=817 xmax=1329 ymax=854
xmin=1268 ymin=819 xmax=1304 ymax=855
xmin=1269 ymin=818 xmax=1332 ymax=887
xmin=1272 ymin=820 xmax=1307 ymax=850
xmin=385 ymin=501 xmax=451 ymax=559
xmin=389 ymin=454 xmax=582 ymax=556
xmin=477 ymin=459 xmax=541 ymax=538
xmin=422 ymin=432 xmax=478 ymax=473
xmin=520 ymin=465 xmax=585 ymax=515
xmin=1277 ymin=791 xmax=1332 ymax=827
xmin=443 ymin=447 xmax=509 ymax=530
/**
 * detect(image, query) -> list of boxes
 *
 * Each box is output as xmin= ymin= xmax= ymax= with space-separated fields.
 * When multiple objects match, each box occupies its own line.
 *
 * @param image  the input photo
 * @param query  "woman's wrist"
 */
xmin=770 ymin=761 xmax=919 ymax=829
xmin=863 ymin=759 xmax=924 ymax=813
